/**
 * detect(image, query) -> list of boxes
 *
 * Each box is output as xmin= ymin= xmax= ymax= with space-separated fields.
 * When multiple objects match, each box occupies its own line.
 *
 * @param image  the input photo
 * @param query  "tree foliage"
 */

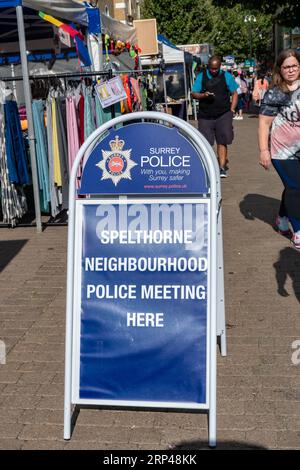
xmin=141 ymin=0 xmax=216 ymax=45
xmin=141 ymin=0 xmax=273 ymax=61
xmin=212 ymin=0 xmax=300 ymax=27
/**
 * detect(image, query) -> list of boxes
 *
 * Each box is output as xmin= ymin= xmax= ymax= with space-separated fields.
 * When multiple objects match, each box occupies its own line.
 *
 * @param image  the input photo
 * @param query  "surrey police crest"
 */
xmin=96 ymin=136 xmax=137 ymax=186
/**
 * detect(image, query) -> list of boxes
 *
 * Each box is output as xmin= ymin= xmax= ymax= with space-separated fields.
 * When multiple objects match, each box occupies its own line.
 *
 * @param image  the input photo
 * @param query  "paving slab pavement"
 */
xmin=0 ymin=115 xmax=299 ymax=450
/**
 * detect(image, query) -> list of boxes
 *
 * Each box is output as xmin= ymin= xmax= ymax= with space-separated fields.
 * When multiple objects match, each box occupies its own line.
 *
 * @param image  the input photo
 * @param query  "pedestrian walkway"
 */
xmin=0 ymin=116 xmax=299 ymax=450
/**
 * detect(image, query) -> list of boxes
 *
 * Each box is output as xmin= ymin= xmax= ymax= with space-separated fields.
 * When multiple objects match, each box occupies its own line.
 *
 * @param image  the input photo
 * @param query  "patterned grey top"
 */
xmin=260 ymin=85 xmax=300 ymax=160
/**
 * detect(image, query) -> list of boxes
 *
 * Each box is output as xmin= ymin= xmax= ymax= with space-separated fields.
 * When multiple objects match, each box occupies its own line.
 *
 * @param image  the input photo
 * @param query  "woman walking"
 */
xmin=258 ymin=49 xmax=300 ymax=249
xmin=233 ymin=71 xmax=248 ymax=119
xmin=253 ymin=70 xmax=269 ymax=109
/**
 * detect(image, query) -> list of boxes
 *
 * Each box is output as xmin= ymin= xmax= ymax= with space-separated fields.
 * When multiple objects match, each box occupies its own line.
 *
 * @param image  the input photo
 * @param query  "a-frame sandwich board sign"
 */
xmin=64 ymin=112 xmax=226 ymax=447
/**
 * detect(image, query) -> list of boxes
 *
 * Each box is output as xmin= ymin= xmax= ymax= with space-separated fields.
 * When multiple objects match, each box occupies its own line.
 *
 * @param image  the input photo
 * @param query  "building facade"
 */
xmin=80 ymin=1 xmax=140 ymax=24
xmin=111 ymin=0 xmax=141 ymax=24
xmin=96 ymin=0 xmax=115 ymax=17
xmin=283 ymin=27 xmax=300 ymax=50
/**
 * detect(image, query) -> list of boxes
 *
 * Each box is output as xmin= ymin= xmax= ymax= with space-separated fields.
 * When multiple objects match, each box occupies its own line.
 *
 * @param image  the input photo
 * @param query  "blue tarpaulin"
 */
xmin=0 ymin=1 xmax=22 ymax=7
xmin=86 ymin=4 xmax=101 ymax=34
xmin=157 ymin=34 xmax=179 ymax=50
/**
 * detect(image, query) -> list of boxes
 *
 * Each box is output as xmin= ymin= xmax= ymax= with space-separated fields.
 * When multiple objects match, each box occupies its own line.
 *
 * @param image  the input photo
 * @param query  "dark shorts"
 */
xmin=197 ymin=111 xmax=234 ymax=146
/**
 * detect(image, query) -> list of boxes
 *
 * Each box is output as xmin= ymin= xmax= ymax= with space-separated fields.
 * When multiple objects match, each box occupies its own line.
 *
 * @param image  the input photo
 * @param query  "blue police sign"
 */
xmin=65 ymin=112 xmax=222 ymax=447
xmin=79 ymin=123 xmax=209 ymax=195
xmin=76 ymin=200 xmax=209 ymax=404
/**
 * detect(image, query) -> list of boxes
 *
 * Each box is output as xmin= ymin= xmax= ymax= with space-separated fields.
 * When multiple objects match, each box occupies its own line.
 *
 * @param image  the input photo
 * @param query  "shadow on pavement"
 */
xmin=273 ymin=247 xmax=300 ymax=303
xmin=171 ymin=440 xmax=266 ymax=450
xmin=0 ymin=239 xmax=28 ymax=272
xmin=240 ymin=194 xmax=300 ymax=302
xmin=239 ymin=193 xmax=280 ymax=227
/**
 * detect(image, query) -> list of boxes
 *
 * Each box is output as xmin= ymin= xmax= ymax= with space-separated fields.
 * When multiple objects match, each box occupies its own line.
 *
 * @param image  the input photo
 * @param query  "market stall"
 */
xmin=141 ymin=34 xmax=194 ymax=120
xmin=0 ymin=0 xmax=90 ymax=231
xmin=0 ymin=1 xmax=140 ymax=230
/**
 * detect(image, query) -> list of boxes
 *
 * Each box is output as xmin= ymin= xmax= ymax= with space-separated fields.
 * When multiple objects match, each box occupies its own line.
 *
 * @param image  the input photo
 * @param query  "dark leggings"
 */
xmin=272 ymin=158 xmax=300 ymax=232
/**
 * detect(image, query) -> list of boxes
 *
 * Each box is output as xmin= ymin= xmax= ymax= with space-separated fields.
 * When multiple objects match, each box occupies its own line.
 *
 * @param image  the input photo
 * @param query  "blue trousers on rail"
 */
xmin=4 ymin=100 xmax=29 ymax=185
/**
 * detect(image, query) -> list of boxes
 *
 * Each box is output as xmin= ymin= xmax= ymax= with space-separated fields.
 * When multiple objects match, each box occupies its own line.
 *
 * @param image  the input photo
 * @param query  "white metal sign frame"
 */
xmin=64 ymin=111 xmax=227 ymax=447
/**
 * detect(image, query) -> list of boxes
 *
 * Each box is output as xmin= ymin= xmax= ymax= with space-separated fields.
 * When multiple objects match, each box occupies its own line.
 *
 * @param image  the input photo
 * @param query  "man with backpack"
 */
xmin=191 ymin=56 xmax=238 ymax=178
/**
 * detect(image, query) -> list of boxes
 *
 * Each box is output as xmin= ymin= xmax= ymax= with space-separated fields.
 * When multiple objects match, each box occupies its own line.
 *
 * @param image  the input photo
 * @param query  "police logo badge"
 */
xmin=96 ymin=136 xmax=137 ymax=186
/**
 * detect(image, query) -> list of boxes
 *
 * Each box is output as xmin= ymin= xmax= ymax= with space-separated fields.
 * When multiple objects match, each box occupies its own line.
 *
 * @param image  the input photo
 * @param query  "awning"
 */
xmin=158 ymin=35 xmax=193 ymax=65
xmin=0 ymin=0 xmax=88 ymax=48
xmin=101 ymin=13 xmax=136 ymax=44
xmin=0 ymin=1 xmax=136 ymax=50
xmin=23 ymin=0 xmax=88 ymax=25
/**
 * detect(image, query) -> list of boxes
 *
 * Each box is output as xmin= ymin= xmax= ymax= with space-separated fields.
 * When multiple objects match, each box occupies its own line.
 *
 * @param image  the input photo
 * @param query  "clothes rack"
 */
xmin=0 ymin=68 xmax=159 ymax=229
xmin=0 ymin=69 xmax=160 ymax=83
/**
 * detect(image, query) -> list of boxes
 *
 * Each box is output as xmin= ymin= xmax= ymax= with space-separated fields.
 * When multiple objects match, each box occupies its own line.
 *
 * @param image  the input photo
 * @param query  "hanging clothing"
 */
xmin=78 ymin=93 xmax=85 ymax=146
xmin=56 ymin=97 xmax=69 ymax=209
xmin=66 ymin=94 xmax=80 ymax=188
xmin=84 ymin=87 xmax=96 ymax=140
xmin=4 ymin=100 xmax=29 ymax=185
xmin=114 ymin=101 xmax=122 ymax=119
xmin=95 ymin=93 xmax=121 ymax=124
xmin=130 ymin=77 xmax=142 ymax=111
xmin=1 ymin=72 xmax=156 ymax=226
xmin=122 ymin=75 xmax=133 ymax=112
xmin=51 ymin=97 xmax=62 ymax=186
xmin=0 ymin=83 xmax=27 ymax=226
xmin=32 ymin=100 xmax=50 ymax=212
xmin=95 ymin=94 xmax=106 ymax=127
xmin=102 ymin=105 xmax=113 ymax=122
xmin=140 ymin=81 xmax=148 ymax=111
xmin=46 ymin=97 xmax=60 ymax=218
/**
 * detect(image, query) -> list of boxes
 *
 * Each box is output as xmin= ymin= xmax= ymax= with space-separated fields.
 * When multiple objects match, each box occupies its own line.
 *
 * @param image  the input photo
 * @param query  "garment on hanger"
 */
xmin=130 ymin=77 xmax=142 ymax=111
xmin=84 ymin=86 xmax=96 ymax=140
xmin=122 ymin=75 xmax=133 ymax=112
xmin=0 ymin=82 xmax=27 ymax=226
xmin=66 ymin=94 xmax=80 ymax=187
xmin=32 ymin=100 xmax=50 ymax=213
xmin=114 ymin=101 xmax=122 ymax=119
xmin=46 ymin=97 xmax=60 ymax=218
xmin=78 ymin=92 xmax=85 ymax=146
xmin=95 ymin=94 xmax=106 ymax=127
xmin=139 ymin=79 xmax=148 ymax=111
xmin=95 ymin=94 xmax=115 ymax=124
xmin=4 ymin=100 xmax=29 ymax=185
xmin=55 ymin=97 xmax=69 ymax=209
xmin=51 ymin=97 xmax=62 ymax=187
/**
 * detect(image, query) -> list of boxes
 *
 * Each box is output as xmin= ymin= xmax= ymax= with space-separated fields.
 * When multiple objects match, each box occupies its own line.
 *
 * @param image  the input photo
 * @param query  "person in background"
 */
xmin=166 ymin=75 xmax=177 ymax=100
xmin=258 ymin=49 xmax=300 ymax=250
xmin=244 ymin=72 xmax=253 ymax=111
xmin=191 ymin=55 xmax=238 ymax=178
xmin=233 ymin=71 xmax=248 ymax=120
xmin=266 ymin=69 xmax=273 ymax=85
xmin=253 ymin=70 xmax=269 ymax=108
xmin=193 ymin=56 xmax=202 ymax=77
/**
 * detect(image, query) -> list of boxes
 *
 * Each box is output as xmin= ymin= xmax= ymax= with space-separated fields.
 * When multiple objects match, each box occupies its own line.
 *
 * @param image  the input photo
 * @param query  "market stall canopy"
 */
xmin=23 ymin=0 xmax=87 ymax=24
xmin=158 ymin=35 xmax=193 ymax=65
xmin=0 ymin=1 xmax=136 ymax=46
xmin=101 ymin=13 xmax=136 ymax=44
xmin=0 ymin=0 xmax=88 ymax=49
xmin=24 ymin=0 xmax=137 ymax=42
xmin=141 ymin=35 xmax=193 ymax=67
